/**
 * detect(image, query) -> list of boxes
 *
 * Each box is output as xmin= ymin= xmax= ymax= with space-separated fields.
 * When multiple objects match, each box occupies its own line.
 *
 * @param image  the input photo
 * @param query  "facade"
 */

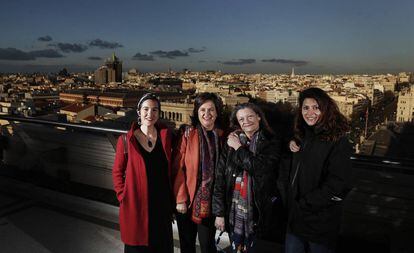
xmin=160 ymin=101 xmax=194 ymax=128
xmin=368 ymin=88 xmax=384 ymax=107
xmin=95 ymin=66 xmax=109 ymax=84
xmin=331 ymin=94 xmax=369 ymax=119
xmin=195 ymin=82 xmax=225 ymax=94
xmin=397 ymin=87 xmax=414 ymax=122
xmin=257 ymin=89 xmax=299 ymax=106
xmin=61 ymin=90 xmax=189 ymax=109
xmin=182 ymin=81 xmax=196 ymax=90
xmin=60 ymin=92 xmax=86 ymax=104
xmin=381 ymin=80 xmax=396 ymax=93
xmin=219 ymin=94 xmax=249 ymax=107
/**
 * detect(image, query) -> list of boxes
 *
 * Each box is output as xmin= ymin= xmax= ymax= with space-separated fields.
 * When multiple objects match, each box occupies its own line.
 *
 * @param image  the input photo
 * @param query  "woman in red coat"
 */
xmin=113 ymin=93 xmax=174 ymax=253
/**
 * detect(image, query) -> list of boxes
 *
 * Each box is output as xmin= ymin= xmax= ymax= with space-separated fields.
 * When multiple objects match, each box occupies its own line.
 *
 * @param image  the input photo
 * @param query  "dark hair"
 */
xmin=294 ymin=87 xmax=349 ymax=142
xmin=191 ymin=92 xmax=223 ymax=127
xmin=230 ymin=102 xmax=273 ymax=135
xmin=137 ymin=93 xmax=161 ymax=111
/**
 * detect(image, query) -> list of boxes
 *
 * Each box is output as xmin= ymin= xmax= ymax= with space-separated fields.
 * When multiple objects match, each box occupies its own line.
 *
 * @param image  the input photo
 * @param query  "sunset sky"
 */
xmin=1 ymin=0 xmax=413 ymax=74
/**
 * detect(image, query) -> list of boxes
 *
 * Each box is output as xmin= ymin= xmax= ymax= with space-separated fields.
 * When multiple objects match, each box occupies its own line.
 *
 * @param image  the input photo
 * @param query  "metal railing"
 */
xmin=0 ymin=115 xmax=413 ymax=250
xmin=0 ymin=115 xmax=128 ymax=135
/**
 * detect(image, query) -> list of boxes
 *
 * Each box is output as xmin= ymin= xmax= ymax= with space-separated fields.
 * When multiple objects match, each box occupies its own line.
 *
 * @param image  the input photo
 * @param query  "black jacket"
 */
xmin=212 ymin=130 xmax=282 ymax=241
xmin=280 ymin=128 xmax=352 ymax=248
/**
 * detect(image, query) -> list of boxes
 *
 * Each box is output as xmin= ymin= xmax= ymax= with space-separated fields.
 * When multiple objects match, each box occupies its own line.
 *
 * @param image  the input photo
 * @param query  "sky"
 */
xmin=0 ymin=0 xmax=413 ymax=74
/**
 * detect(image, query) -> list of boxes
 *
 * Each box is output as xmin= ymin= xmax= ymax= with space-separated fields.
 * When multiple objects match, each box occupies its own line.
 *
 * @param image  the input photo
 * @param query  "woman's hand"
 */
xmin=176 ymin=203 xmax=188 ymax=214
xmin=215 ymin=217 xmax=225 ymax=231
xmin=184 ymin=125 xmax=193 ymax=138
xmin=289 ymin=140 xmax=300 ymax=152
xmin=227 ymin=132 xmax=242 ymax=150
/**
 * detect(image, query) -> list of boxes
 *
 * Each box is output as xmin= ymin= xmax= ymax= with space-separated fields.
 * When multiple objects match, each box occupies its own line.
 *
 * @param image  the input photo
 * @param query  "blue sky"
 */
xmin=0 ymin=0 xmax=413 ymax=74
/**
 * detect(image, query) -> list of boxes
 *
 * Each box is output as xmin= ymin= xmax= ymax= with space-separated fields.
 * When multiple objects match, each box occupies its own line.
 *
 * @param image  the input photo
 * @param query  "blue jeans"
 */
xmin=285 ymin=233 xmax=334 ymax=253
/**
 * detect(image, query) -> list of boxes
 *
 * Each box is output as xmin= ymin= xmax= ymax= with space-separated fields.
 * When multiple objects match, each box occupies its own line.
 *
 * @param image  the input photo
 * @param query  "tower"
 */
xmin=105 ymin=53 xmax=122 ymax=82
xmin=95 ymin=53 xmax=122 ymax=84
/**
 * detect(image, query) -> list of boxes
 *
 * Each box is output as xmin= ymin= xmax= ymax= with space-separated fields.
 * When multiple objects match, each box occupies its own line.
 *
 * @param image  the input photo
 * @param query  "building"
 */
xmin=61 ymin=90 xmax=190 ymax=110
xmin=368 ymin=88 xmax=384 ymax=107
xmin=381 ymin=80 xmax=396 ymax=93
xmin=0 ymin=101 xmax=18 ymax=115
xmin=60 ymin=91 xmax=86 ymax=104
xmin=94 ymin=53 xmax=122 ymax=84
xmin=331 ymin=94 xmax=369 ymax=119
xmin=182 ymin=81 xmax=196 ymax=90
xmin=59 ymin=103 xmax=95 ymax=123
xmin=195 ymin=82 xmax=225 ymax=94
xmin=219 ymin=95 xmax=249 ymax=107
xmin=160 ymin=101 xmax=194 ymax=128
xmin=398 ymin=72 xmax=411 ymax=83
xmin=257 ymin=89 xmax=299 ymax=106
xmin=397 ymin=86 xmax=414 ymax=122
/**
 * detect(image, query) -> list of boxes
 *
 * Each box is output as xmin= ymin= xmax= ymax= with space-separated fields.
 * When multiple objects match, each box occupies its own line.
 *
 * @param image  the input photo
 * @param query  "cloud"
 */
xmin=0 ymin=48 xmax=64 ymax=60
xmin=132 ymin=53 xmax=154 ymax=61
xmin=38 ymin=35 xmax=53 ymax=42
xmin=30 ymin=49 xmax=63 ymax=58
xmin=51 ymin=43 xmax=88 ymax=53
xmin=262 ymin=58 xmax=309 ymax=66
xmin=0 ymin=48 xmax=35 ymax=60
xmin=150 ymin=50 xmax=189 ymax=59
xmin=88 ymin=56 xmax=102 ymax=60
xmin=188 ymin=47 xmax=206 ymax=53
xmin=89 ymin=39 xmax=123 ymax=49
xmin=222 ymin=59 xmax=256 ymax=65
xmin=0 ymin=63 xmax=96 ymax=73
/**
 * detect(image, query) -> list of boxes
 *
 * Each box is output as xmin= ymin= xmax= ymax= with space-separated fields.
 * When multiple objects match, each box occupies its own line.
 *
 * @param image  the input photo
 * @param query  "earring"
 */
xmin=137 ymin=112 xmax=141 ymax=125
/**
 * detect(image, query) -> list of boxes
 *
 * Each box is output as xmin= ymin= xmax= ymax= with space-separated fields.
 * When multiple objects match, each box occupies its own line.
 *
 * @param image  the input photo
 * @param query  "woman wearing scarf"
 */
xmin=173 ymin=92 xmax=225 ymax=253
xmin=213 ymin=103 xmax=282 ymax=253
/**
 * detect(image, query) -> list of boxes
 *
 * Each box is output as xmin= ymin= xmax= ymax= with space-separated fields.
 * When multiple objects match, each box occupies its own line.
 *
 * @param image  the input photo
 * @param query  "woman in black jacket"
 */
xmin=213 ymin=103 xmax=282 ymax=253
xmin=283 ymin=87 xmax=352 ymax=253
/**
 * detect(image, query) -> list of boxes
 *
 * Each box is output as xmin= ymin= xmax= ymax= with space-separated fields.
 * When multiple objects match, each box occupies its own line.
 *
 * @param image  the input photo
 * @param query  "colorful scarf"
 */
xmin=191 ymin=126 xmax=219 ymax=224
xmin=229 ymin=132 xmax=259 ymax=252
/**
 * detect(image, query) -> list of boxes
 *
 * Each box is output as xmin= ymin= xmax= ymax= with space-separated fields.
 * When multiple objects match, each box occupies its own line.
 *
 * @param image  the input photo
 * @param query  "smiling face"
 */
xmin=198 ymin=100 xmax=217 ymax=130
xmin=138 ymin=99 xmax=159 ymax=127
xmin=301 ymin=98 xmax=321 ymax=126
xmin=236 ymin=107 xmax=261 ymax=137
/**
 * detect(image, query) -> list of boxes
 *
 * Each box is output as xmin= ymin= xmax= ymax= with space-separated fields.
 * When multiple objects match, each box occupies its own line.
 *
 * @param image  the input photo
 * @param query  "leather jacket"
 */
xmin=212 ymin=129 xmax=282 ymax=240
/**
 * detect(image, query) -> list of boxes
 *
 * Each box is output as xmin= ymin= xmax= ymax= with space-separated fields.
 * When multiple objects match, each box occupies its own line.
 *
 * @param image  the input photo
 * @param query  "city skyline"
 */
xmin=1 ymin=0 xmax=413 ymax=74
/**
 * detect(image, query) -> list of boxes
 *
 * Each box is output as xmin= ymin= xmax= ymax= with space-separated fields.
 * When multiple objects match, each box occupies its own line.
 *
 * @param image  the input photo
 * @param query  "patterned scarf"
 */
xmin=229 ymin=131 xmax=259 ymax=253
xmin=191 ymin=126 xmax=219 ymax=224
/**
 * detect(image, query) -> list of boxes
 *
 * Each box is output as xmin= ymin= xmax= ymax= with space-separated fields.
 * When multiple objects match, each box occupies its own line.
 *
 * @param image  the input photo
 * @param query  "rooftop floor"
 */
xmin=0 ymin=192 xmax=124 ymax=253
xmin=0 ymin=176 xmax=234 ymax=253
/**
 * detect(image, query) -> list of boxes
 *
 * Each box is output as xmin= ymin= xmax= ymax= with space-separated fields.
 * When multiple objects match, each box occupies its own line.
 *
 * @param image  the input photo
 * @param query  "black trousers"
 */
xmin=124 ymin=245 xmax=149 ymax=253
xmin=124 ymin=243 xmax=173 ymax=253
xmin=176 ymin=212 xmax=217 ymax=253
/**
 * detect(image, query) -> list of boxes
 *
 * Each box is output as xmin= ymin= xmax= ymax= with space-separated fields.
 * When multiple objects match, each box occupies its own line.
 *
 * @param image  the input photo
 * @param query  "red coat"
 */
xmin=112 ymin=122 xmax=172 ymax=246
xmin=172 ymin=128 xmax=223 ymax=207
